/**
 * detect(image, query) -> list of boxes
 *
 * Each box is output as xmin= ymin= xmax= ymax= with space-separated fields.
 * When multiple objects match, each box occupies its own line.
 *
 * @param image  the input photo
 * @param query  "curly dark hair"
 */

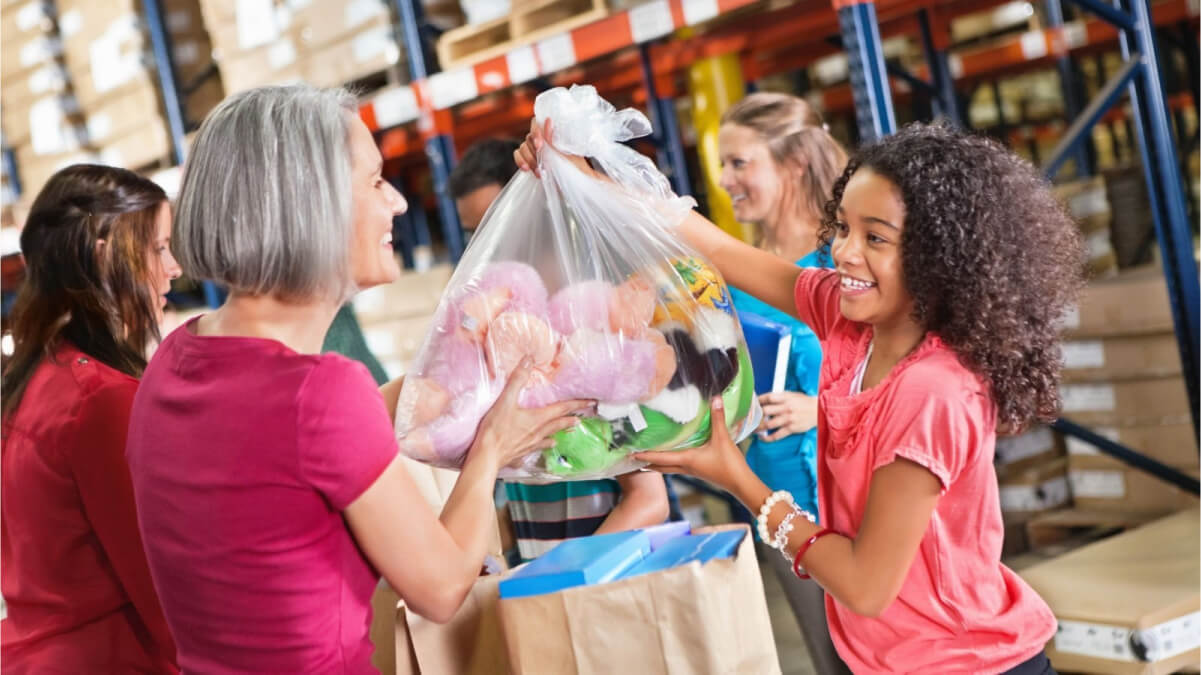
xmin=819 ymin=122 xmax=1086 ymax=431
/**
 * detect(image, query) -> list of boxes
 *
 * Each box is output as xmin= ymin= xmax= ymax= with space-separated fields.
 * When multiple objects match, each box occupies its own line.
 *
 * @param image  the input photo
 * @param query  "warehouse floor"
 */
xmin=762 ymin=560 xmax=817 ymax=675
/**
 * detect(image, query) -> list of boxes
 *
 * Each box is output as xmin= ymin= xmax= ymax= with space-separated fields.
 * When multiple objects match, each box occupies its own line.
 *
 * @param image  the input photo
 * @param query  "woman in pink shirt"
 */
xmin=126 ymin=86 xmax=587 ymax=674
xmin=519 ymin=121 xmax=1083 ymax=673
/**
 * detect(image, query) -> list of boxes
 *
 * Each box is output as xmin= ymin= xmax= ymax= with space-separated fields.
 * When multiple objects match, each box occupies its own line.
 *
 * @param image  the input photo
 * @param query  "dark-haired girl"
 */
xmin=2 ymin=165 xmax=180 ymax=672
xmin=519 ymin=120 xmax=1083 ymax=674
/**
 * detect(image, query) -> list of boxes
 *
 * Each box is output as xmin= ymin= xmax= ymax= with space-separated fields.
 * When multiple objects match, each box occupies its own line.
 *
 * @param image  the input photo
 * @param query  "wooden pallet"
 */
xmin=436 ymin=0 xmax=609 ymax=71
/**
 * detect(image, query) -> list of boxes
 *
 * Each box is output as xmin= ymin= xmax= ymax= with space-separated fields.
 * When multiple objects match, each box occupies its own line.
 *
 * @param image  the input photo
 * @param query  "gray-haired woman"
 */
xmin=125 ymin=85 xmax=588 ymax=673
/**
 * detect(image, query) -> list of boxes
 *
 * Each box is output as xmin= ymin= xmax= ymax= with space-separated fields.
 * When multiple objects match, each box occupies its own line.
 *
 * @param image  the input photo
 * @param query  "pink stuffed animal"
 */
xmin=547 ymin=280 xmax=614 ymax=334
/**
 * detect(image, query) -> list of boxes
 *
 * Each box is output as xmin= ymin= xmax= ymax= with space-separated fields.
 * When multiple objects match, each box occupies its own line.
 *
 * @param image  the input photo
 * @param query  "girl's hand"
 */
xmin=632 ymin=398 xmax=754 ymax=495
xmin=756 ymin=391 xmax=818 ymax=442
xmin=513 ymin=118 xmax=597 ymax=179
xmin=470 ymin=359 xmax=594 ymax=471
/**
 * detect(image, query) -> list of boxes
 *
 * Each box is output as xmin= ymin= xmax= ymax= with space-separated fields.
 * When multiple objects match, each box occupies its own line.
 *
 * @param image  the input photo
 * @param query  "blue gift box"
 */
xmin=498 ymin=530 xmax=651 ymax=599
xmin=616 ymin=530 xmax=746 ymax=580
xmin=739 ymin=311 xmax=793 ymax=395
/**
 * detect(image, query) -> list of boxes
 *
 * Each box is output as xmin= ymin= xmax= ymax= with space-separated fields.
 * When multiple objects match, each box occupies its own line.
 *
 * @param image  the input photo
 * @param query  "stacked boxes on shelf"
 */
xmin=995 ymin=426 xmax=1069 ymax=557
xmin=1 ymin=0 xmax=88 ymax=196
xmin=200 ymin=0 xmax=405 ymax=95
xmin=1052 ymin=176 xmax=1119 ymax=278
xmin=1 ymin=0 xmax=225 ymax=199
xmin=57 ymin=0 xmax=223 ymax=173
xmin=1057 ymin=265 xmax=1199 ymax=517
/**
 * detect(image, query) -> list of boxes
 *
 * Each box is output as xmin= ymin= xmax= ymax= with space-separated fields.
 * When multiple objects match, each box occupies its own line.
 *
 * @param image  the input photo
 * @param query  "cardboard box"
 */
xmin=1020 ymin=508 xmax=1200 ymax=675
xmin=216 ymin=34 xmax=304 ymax=93
xmin=1 ymin=94 xmax=80 ymax=149
xmin=1064 ymin=421 xmax=1198 ymax=469
xmin=0 ymin=60 xmax=69 ymax=109
xmin=1063 ymin=266 xmax=1176 ymax=338
xmin=995 ymin=425 xmax=1064 ymax=476
xmin=204 ymin=0 xmax=294 ymax=56
xmin=62 ymin=16 xmax=151 ymax=110
xmin=293 ymin=0 xmax=392 ymax=51
xmin=1053 ymin=175 xmax=1111 ymax=233
xmin=998 ymin=457 xmax=1070 ymax=515
xmin=302 ymin=18 xmax=402 ymax=87
xmin=58 ymin=4 xmax=140 ymax=64
xmin=184 ymin=74 xmax=226 ymax=125
xmin=1061 ymin=332 xmax=1183 ymax=383
xmin=1059 ymin=375 xmax=1191 ymax=427
xmin=0 ymin=32 xmax=62 ymax=79
xmin=0 ymin=1 xmax=55 ymax=43
xmin=97 ymin=122 xmax=172 ymax=171
xmin=1068 ymin=455 xmax=1199 ymax=516
xmin=83 ymin=80 xmax=162 ymax=147
xmin=14 ymin=147 xmax=99 ymax=198
xmin=353 ymin=263 xmax=454 ymax=324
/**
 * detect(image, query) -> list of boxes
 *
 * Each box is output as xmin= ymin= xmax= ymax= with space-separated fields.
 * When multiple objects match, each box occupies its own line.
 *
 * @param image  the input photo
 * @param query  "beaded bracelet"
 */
xmin=792 ymin=528 xmax=838 ymax=580
xmin=756 ymin=490 xmax=795 ymax=543
xmin=774 ymin=507 xmax=817 ymax=562
xmin=772 ymin=509 xmax=800 ymax=553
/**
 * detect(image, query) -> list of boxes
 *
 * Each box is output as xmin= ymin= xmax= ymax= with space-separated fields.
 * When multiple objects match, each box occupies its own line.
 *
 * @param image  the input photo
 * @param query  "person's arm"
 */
xmin=514 ymin=120 xmax=803 ymax=320
xmin=379 ymin=376 xmax=404 ymax=424
xmin=636 ymin=397 xmax=943 ymax=618
xmin=71 ymin=382 xmax=177 ymax=664
xmin=593 ymin=471 xmax=670 ymax=535
xmin=343 ymin=361 xmax=590 ymax=623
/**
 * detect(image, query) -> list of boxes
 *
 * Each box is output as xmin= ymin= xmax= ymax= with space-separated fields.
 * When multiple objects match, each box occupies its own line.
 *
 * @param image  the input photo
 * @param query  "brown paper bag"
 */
xmin=496 ymin=524 xmax=780 ymax=675
xmin=400 ymin=574 xmax=511 ymax=675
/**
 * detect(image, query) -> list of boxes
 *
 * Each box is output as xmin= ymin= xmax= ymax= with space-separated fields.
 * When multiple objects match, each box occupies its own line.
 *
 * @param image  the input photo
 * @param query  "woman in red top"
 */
xmin=1 ymin=165 xmax=182 ymax=672
xmin=520 ymin=121 xmax=1084 ymax=673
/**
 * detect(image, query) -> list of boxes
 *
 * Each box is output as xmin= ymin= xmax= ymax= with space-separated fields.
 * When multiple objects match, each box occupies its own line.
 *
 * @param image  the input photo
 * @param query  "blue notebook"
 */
xmin=739 ymin=311 xmax=793 ymax=395
xmin=615 ymin=530 xmax=746 ymax=580
xmin=498 ymin=531 xmax=651 ymax=599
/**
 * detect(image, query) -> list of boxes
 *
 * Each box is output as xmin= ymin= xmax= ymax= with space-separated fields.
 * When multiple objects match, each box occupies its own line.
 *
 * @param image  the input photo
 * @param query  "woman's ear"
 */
xmin=94 ymin=238 xmax=107 ymax=261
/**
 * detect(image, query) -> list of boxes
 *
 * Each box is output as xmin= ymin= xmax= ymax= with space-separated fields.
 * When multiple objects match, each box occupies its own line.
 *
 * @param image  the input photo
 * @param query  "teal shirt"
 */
xmin=730 ymin=248 xmax=829 ymax=521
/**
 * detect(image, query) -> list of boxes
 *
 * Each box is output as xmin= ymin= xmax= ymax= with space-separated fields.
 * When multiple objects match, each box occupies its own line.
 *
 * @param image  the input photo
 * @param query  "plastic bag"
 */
xmin=393 ymin=85 xmax=760 ymax=481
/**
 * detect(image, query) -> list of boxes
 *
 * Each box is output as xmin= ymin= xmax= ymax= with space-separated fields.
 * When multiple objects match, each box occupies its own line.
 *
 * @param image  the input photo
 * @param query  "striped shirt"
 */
xmin=503 ymin=480 xmax=620 ymax=562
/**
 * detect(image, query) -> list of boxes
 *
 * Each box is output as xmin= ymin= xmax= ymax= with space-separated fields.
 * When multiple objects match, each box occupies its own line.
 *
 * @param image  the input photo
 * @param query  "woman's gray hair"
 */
xmin=175 ymin=84 xmax=359 ymax=302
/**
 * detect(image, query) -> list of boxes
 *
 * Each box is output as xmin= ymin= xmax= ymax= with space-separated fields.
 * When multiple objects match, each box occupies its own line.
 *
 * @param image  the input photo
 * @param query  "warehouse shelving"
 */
xmin=369 ymin=0 xmax=1201 ymax=495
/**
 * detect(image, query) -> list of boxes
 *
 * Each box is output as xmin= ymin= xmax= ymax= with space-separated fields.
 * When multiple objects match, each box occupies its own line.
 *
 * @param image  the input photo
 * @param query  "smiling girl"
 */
xmin=518 ymin=120 xmax=1084 ymax=674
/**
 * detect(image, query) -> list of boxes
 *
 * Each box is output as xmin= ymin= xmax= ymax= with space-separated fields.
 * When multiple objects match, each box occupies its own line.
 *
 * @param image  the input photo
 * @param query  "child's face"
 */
xmin=830 ymin=169 xmax=916 ymax=332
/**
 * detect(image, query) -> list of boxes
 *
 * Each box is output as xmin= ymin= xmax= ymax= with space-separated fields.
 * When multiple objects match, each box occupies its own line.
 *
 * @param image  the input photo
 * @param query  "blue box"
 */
xmin=740 ymin=311 xmax=793 ymax=395
xmin=615 ymin=530 xmax=746 ymax=580
xmin=640 ymin=520 xmax=691 ymax=550
xmin=498 ymin=530 xmax=651 ymax=599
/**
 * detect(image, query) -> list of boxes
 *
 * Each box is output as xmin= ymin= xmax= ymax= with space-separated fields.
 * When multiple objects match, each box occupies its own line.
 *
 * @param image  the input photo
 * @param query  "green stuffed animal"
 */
xmin=543 ymin=417 xmax=626 ymax=477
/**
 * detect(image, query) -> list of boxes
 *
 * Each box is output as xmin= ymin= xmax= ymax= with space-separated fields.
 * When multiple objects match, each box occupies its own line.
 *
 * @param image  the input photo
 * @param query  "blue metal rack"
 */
xmin=841 ymin=0 xmax=1200 ymax=492
xmin=837 ymin=1 xmax=896 ymax=142
xmin=392 ymin=0 xmax=467 ymax=263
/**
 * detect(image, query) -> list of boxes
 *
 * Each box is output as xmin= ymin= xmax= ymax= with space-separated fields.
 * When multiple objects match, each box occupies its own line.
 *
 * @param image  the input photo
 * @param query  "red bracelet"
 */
xmin=793 ymin=528 xmax=838 ymax=579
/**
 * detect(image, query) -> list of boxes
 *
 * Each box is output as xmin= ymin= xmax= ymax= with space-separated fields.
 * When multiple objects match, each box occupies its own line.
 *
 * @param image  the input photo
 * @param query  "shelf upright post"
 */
xmin=836 ymin=0 xmax=895 ymax=142
xmin=1046 ymin=0 xmax=1094 ymax=176
xmin=916 ymin=9 xmax=961 ymax=127
xmin=141 ymin=0 xmax=187 ymax=167
xmin=638 ymin=44 xmax=692 ymax=197
xmin=393 ymin=0 xmax=466 ymax=262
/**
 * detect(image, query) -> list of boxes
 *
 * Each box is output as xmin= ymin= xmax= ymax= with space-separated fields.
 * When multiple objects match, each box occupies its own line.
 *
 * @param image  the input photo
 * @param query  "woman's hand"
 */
xmin=632 ymin=398 xmax=757 ymax=496
xmin=514 ymin=118 xmax=597 ymax=179
xmin=470 ymin=359 xmax=593 ymax=471
xmin=756 ymin=391 xmax=818 ymax=442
